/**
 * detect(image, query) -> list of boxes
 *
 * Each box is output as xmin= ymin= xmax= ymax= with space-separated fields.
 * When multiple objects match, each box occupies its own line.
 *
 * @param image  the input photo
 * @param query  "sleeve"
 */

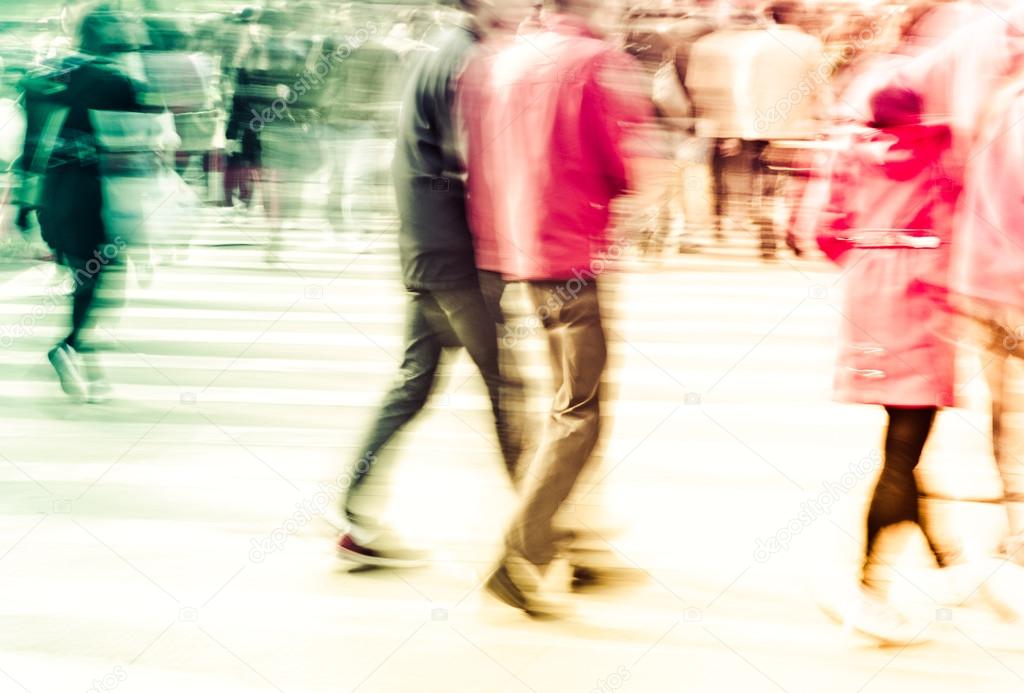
xmin=892 ymin=8 xmax=1024 ymax=147
xmin=586 ymin=49 xmax=653 ymax=197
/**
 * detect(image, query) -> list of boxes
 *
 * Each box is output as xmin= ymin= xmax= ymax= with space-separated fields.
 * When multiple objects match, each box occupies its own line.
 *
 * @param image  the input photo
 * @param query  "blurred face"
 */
xmin=248 ymin=22 xmax=267 ymax=44
xmin=588 ymin=0 xmax=624 ymax=37
xmin=557 ymin=0 xmax=621 ymax=37
xmin=473 ymin=0 xmax=532 ymax=35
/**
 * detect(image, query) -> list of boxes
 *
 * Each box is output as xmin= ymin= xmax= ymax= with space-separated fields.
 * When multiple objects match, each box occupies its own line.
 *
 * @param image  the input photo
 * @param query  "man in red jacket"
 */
xmin=461 ymin=0 xmax=649 ymax=616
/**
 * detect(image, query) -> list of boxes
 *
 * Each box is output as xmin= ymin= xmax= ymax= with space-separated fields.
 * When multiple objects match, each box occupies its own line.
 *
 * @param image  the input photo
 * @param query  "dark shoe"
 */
xmin=571 ymin=562 xmax=648 ymax=592
xmin=14 ymin=207 xmax=32 ymax=232
xmin=485 ymin=564 xmax=530 ymax=612
xmin=48 ymin=344 xmax=87 ymax=401
xmin=335 ymin=533 xmax=427 ymax=569
xmin=484 ymin=555 xmax=568 ymax=619
xmin=677 ymin=239 xmax=701 ymax=254
xmin=785 ymin=231 xmax=803 ymax=257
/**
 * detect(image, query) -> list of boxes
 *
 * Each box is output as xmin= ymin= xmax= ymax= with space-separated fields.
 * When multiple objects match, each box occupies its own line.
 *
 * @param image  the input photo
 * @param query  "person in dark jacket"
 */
xmin=335 ymin=0 xmax=525 ymax=567
xmin=37 ymin=5 xmax=141 ymax=402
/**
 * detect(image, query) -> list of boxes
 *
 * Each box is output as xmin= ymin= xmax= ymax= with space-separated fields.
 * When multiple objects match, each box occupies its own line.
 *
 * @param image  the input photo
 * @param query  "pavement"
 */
xmin=2 ymin=202 xmax=1024 ymax=693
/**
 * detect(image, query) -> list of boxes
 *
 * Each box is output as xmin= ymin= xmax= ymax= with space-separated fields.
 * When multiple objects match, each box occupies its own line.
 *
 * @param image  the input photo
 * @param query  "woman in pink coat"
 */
xmin=816 ymin=83 xmax=960 ymax=643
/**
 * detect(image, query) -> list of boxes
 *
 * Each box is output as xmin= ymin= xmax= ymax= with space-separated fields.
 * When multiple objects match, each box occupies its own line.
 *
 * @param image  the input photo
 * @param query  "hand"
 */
xmin=719 ymin=138 xmax=741 ymax=156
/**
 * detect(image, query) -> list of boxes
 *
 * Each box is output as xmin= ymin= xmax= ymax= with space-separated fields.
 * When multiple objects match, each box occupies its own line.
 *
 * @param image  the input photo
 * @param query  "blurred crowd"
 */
xmin=11 ymin=0 xmax=1024 ymax=650
xmin=0 ymin=0 xmax=981 ymax=260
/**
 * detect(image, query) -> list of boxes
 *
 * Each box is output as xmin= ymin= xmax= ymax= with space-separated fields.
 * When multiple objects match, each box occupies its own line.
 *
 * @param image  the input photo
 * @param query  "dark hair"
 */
xmin=869 ymin=85 xmax=924 ymax=128
xmin=78 ymin=5 xmax=140 ymax=55
xmin=769 ymin=0 xmax=801 ymax=26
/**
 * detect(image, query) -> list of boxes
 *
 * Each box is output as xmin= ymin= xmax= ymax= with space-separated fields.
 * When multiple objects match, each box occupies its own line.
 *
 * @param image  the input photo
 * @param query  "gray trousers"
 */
xmin=504 ymin=281 xmax=607 ymax=568
xmin=975 ymin=313 xmax=1024 ymax=535
xmin=344 ymin=271 xmax=525 ymax=531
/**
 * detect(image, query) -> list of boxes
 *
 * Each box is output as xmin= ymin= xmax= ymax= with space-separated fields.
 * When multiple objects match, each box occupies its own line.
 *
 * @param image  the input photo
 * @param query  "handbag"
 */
xmin=89 ymin=109 xmax=177 ymax=153
xmin=651 ymin=59 xmax=691 ymax=121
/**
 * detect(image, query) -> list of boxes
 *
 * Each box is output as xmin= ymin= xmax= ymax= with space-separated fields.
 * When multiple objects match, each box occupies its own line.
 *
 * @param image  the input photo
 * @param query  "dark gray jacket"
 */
xmin=392 ymin=23 xmax=478 ymax=292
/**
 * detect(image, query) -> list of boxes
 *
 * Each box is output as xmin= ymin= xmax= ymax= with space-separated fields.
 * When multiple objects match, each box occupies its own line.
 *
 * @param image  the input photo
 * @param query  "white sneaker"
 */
xmin=821 ymin=585 xmax=926 ymax=646
xmin=83 ymin=357 xmax=112 ymax=404
xmin=848 ymin=589 xmax=925 ymax=645
xmin=47 ymin=343 xmax=87 ymax=401
xmin=977 ymin=558 xmax=1024 ymax=622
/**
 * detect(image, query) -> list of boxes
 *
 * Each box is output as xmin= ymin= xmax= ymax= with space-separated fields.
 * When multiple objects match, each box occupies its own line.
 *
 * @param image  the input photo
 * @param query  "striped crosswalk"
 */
xmin=2 ymin=199 xmax=1024 ymax=692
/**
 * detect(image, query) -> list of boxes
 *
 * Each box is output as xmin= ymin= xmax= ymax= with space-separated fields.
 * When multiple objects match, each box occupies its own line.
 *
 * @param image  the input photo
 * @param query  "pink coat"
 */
xmin=817 ymin=124 xmax=958 ymax=407
xmin=459 ymin=15 xmax=650 ymax=281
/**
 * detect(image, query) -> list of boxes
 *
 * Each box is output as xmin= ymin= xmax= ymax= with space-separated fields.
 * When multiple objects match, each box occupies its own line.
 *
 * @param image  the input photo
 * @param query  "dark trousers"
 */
xmin=711 ymin=138 xmax=778 ymax=256
xmin=863 ymin=406 xmax=949 ymax=588
xmin=58 ymin=252 xmax=117 ymax=351
xmin=504 ymin=281 xmax=607 ymax=568
xmin=223 ymin=152 xmax=258 ymax=207
xmin=343 ymin=272 xmax=525 ymax=526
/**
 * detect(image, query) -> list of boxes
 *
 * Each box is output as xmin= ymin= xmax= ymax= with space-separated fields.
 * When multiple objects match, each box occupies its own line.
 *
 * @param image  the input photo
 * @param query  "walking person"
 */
xmin=814 ymin=83 xmax=959 ymax=644
xmin=461 ymin=0 xmax=650 ymax=616
xmin=881 ymin=1 xmax=1024 ymax=572
xmin=36 ymin=5 xmax=142 ymax=403
xmin=334 ymin=0 xmax=525 ymax=568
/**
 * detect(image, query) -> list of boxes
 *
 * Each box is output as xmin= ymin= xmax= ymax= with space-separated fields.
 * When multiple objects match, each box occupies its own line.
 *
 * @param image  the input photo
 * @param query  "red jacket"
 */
xmin=459 ymin=15 xmax=650 ymax=281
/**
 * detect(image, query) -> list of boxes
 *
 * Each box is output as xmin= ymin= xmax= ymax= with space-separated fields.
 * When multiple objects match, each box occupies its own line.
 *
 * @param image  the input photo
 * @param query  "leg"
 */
xmin=981 ymin=323 xmax=1024 ymax=539
xmin=432 ymin=279 xmax=525 ymax=481
xmin=325 ymin=126 xmax=349 ymax=231
xmin=48 ymin=253 xmax=105 ymax=400
xmin=222 ymin=152 xmax=238 ymax=206
xmin=62 ymin=254 xmax=103 ymax=351
xmin=678 ymin=135 xmax=712 ymax=250
xmin=711 ymin=138 xmax=728 ymax=239
xmin=504 ymin=281 xmax=606 ymax=569
xmin=342 ymin=293 xmax=444 ymax=525
xmin=862 ymin=406 xmax=937 ymax=591
xmin=752 ymin=141 xmax=779 ymax=258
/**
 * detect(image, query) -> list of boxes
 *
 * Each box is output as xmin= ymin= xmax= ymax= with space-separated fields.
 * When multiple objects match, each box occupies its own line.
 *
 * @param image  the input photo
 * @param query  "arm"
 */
xmin=586 ymin=49 xmax=653 ymax=198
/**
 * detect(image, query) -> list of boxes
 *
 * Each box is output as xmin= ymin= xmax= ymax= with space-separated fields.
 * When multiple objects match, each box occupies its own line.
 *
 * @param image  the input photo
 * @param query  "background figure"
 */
xmin=622 ymin=7 xmax=685 ymax=257
xmin=686 ymin=0 xmax=824 ymax=259
xmin=320 ymin=11 xmax=411 ymax=233
xmin=253 ymin=7 xmax=323 ymax=261
xmin=138 ymin=14 xmax=222 ymax=201
xmin=36 ymin=5 xmax=142 ymax=403
xmin=223 ymin=9 xmax=266 ymax=211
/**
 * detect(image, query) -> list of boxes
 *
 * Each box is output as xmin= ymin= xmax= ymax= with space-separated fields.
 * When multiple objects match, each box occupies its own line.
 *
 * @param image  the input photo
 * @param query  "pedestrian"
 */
xmin=36 ymin=5 xmax=142 ymax=403
xmin=334 ymin=0 xmax=525 ymax=568
xmin=814 ymin=83 xmax=959 ymax=644
xmin=461 ymin=0 xmax=650 ymax=616
xmin=883 ymin=0 xmax=1024 ymax=572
